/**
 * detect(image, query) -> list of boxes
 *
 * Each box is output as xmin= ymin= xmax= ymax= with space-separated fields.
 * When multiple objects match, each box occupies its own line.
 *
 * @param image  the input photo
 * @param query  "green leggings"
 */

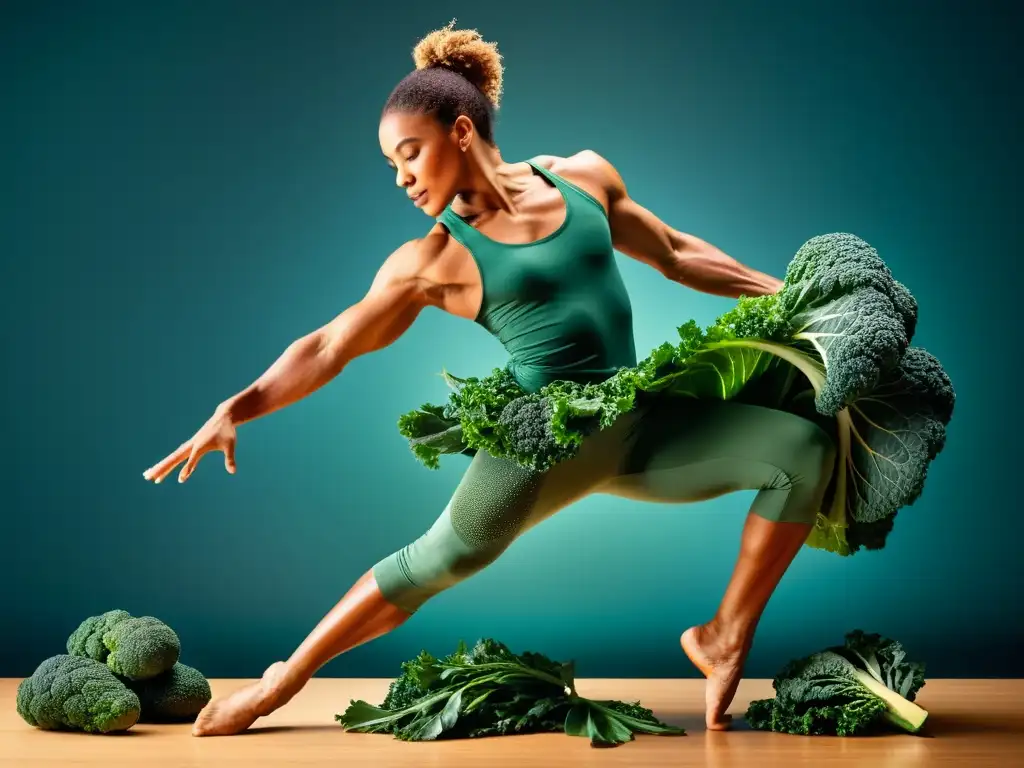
xmin=372 ymin=399 xmax=836 ymax=614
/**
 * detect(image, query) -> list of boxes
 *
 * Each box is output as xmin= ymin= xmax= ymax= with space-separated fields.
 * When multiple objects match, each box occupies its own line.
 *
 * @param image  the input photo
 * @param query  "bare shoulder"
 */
xmin=369 ymin=225 xmax=452 ymax=295
xmin=375 ymin=225 xmax=447 ymax=273
xmin=529 ymin=151 xmax=627 ymax=209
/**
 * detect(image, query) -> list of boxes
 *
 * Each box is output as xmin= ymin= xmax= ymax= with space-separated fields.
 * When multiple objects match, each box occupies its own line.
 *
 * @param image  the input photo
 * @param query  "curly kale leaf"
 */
xmin=746 ymin=630 xmax=929 ymax=736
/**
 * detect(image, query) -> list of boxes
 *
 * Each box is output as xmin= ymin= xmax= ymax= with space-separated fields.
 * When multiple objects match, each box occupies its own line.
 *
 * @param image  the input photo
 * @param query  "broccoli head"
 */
xmin=499 ymin=397 xmax=559 ymax=464
xmin=16 ymin=654 xmax=140 ymax=733
xmin=120 ymin=662 xmax=212 ymax=722
xmin=66 ymin=609 xmax=131 ymax=661
xmin=68 ymin=609 xmax=180 ymax=681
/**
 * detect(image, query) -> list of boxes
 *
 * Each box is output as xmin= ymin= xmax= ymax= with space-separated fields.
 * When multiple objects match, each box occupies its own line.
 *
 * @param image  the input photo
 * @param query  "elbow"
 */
xmin=664 ymin=231 xmax=699 ymax=282
xmin=311 ymin=326 xmax=350 ymax=377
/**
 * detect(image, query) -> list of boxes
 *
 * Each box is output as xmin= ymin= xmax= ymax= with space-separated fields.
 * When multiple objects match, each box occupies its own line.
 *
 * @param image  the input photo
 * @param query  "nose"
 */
xmin=395 ymin=168 xmax=413 ymax=189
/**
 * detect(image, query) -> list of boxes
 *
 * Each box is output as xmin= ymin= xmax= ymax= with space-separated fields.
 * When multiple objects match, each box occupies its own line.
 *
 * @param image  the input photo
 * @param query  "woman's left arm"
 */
xmin=577 ymin=151 xmax=783 ymax=298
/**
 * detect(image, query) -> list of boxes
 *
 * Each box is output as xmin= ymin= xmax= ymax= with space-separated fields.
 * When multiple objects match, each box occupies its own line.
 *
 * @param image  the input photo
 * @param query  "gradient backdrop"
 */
xmin=2 ymin=1 xmax=1018 ymax=680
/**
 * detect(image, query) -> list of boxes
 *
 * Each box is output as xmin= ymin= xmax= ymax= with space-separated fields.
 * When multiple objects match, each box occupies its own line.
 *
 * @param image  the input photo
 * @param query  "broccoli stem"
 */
xmin=852 ymin=668 xmax=928 ymax=733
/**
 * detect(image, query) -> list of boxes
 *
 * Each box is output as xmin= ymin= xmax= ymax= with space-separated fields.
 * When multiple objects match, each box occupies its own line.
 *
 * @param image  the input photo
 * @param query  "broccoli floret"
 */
xmin=104 ymin=616 xmax=180 ymax=680
xmin=746 ymin=629 xmax=928 ymax=736
xmin=782 ymin=232 xmax=917 ymax=340
xmin=499 ymin=397 xmax=558 ymax=463
xmin=66 ymin=609 xmax=131 ymax=661
xmin=68 ymin=609 xmax=180 ymax=681
xmin=777 ymin=233 xmax=915 ymax=415
xmin=16 ymin=654 xmax=140 ymax=733
xmin=120 ymin=662 xmax=212 ymax=722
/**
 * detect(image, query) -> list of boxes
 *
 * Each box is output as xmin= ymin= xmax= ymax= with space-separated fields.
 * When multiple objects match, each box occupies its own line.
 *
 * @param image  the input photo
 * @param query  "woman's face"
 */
xmin=378 ymin=110 xmax=468 ymax=218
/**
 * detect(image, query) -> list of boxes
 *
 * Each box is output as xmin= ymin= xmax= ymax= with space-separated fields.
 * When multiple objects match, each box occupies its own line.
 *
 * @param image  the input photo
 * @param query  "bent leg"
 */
xmin=602 ymin=398 xmax=836 ymax=524
xmin=601 ymin=398 xmax=836 ymax=730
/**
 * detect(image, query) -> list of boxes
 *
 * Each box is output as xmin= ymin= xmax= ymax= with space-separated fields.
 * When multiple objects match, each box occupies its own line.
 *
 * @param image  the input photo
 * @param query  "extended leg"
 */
xmin=192 ymin=568 xmax=409 ymax=736
xmin=602 ymin=399 xmax=836 ymax=729
xmin=194 ymin=420 xmax=629 ymax=737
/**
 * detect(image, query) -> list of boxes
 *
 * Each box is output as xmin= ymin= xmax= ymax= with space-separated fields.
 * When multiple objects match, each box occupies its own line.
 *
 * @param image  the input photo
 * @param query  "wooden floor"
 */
xmin=3 ymin=678 xmax=1022 ymax=767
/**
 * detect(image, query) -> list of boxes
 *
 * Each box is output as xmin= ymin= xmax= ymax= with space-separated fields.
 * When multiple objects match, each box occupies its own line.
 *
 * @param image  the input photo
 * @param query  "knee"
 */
xmin=431 ymin=534 xmax=509 ymax=580
xmin=785 ymin=420 xmax=836 ymax=515
xmin=797 ymin=420 xmax=836 ymax=482
xmin=371 ymin=508 xmax=514 ymax=614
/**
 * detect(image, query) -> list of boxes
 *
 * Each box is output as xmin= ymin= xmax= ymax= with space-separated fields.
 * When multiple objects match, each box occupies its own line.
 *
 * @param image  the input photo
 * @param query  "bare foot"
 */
xmin=192 ymin=661 xmax=297 ymax=736
xmin=681 ymin=623 xmax=751 ymax=731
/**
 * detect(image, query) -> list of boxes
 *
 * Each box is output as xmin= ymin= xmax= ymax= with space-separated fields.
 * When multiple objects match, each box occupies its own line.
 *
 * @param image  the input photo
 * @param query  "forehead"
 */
xmin=378 ymin=111 xmax=439 ymax=148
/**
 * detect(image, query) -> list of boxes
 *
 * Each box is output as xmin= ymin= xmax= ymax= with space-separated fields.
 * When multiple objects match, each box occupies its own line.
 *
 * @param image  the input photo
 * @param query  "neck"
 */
xmin=456 ymin=140 xmax=522 ymax=215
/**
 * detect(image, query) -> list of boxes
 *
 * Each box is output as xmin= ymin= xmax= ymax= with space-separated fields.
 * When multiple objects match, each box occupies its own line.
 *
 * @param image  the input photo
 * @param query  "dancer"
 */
xmin=143 ymin=22 xmax=834 ymax=736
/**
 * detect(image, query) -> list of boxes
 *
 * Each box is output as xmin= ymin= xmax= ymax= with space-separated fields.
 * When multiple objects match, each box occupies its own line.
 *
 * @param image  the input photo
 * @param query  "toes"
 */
xmin=706 ymin=713 xmax=733 ymax=731
xmin=191 ymin=701 xmax=222 ymax=737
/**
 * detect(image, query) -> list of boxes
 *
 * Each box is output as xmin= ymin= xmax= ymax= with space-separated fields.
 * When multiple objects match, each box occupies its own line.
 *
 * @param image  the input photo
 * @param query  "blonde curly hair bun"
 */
xmin=413 ymin=20 xmax=503 ymax=108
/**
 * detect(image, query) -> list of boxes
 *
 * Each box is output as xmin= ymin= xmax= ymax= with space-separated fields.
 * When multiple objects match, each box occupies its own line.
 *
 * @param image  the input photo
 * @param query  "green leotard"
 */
xmin=442 ymin=161 xmax=637 ymax=393
xmin=371 ymin=161 xmax=834 ymax=614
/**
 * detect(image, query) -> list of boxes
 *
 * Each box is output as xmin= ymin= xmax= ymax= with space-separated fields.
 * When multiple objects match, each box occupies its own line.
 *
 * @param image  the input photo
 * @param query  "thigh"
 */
xmin=372 ymin=414 xmax=641 ymax=613
xmin=448 ymin=409 xmax=638 ymax=545
xmin=599 ymin=398 xmax=832 ymax=503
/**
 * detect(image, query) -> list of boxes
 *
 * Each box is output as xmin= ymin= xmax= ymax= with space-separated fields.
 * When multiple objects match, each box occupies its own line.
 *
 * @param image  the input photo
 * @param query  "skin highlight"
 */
xmin=143 ymin=101 xmax=793 ymax=737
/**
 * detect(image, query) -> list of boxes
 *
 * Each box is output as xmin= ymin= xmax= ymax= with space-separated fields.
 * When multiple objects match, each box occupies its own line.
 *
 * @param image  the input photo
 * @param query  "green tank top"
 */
xmin=438 ymin=160 xmax=636 ymax=393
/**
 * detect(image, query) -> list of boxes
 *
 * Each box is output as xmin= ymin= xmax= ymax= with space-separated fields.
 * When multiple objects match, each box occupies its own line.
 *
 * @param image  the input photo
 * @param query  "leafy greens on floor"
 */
xmin=336 ymin=638 xmax=685 ymax=747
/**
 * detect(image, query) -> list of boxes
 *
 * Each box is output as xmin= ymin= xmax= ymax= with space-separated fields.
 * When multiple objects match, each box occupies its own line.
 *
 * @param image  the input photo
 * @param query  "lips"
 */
xmin=410 ymin=190 xmax=427 ymax=207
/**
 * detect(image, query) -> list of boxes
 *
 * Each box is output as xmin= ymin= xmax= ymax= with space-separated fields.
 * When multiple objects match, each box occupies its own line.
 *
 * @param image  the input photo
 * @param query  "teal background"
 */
xmin=2 ymin=1 xmax=1018 ymax=680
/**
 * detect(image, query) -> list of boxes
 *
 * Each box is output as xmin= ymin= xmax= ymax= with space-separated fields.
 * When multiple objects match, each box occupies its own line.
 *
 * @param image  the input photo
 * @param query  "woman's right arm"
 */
xmin=143 ymin=237 xmax=442 ymax=484
xmin=219 ymin=238 xmax=438 ymax=425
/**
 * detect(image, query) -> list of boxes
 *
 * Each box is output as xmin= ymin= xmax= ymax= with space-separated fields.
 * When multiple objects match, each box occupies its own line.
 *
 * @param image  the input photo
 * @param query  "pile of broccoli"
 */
xmin=15 ymin=609 xmax=212 ymax=734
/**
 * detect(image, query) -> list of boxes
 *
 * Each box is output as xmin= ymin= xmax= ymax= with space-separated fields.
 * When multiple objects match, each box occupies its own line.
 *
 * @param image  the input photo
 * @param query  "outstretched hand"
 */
xmin=143 ymin=408 xmax=238 ymax=484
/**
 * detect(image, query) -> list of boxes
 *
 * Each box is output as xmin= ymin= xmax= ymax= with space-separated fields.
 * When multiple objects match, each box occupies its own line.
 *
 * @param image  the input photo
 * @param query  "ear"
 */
xmin=452 ymin=115 xmax=475 ymax=151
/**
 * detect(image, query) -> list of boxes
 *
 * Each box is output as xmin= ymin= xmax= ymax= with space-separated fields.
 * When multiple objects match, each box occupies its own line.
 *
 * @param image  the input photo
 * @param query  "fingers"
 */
xmin=223 ymin=438 xmax=236 ymax=474
xmin=143 ymin=443 xmax=191 ymax=484
xmin=178 ymin=446 xmax=201 ymax=484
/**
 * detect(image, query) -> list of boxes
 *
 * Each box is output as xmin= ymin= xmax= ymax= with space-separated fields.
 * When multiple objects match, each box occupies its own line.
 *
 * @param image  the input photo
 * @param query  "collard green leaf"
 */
xmin=336 ymin=638 xmax=684 ymax=748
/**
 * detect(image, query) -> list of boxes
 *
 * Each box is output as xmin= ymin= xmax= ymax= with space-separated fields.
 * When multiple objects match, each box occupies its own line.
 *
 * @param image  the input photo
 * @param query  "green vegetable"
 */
xmin=67 ymin=609 xmax=180 ymax=680
xmin=120 ymin=662 xmax=212 ymax=722
xmin=336 ymin=638 xmax=685 ymax=747
xmin=745 ymin=629 xmax=928 ymax=735
xmin=398 ymin=232 xmax=955 ymax=556
xmin=16 ymin=655 xmax=141 ymax=733
xmin=18 ymin=609 xmax=211 ymax=732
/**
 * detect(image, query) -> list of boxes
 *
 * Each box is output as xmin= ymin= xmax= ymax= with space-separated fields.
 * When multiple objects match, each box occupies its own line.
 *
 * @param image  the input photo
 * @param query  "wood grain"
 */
xmin=3 ymin=678 xmax=1022 ymax=766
